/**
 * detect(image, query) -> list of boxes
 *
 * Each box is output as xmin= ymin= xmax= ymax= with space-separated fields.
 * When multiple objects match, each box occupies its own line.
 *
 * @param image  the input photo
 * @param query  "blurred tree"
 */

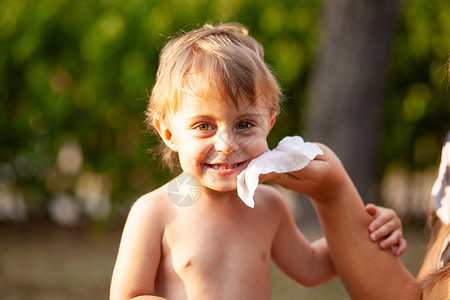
xmin=303 ymin=0 xmax=402 ymax=202
xmin=382 ymin=0 xmax=450 ymax=172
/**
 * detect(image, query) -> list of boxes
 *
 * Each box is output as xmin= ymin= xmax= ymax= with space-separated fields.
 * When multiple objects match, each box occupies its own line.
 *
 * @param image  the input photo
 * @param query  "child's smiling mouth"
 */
xmin=205 ymin=162 xmax=245 ymax=170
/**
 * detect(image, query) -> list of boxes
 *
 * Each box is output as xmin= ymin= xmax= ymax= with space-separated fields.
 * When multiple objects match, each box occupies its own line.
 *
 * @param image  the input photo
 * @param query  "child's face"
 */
xmin=160 ymin=96 xmax=276 ymax=192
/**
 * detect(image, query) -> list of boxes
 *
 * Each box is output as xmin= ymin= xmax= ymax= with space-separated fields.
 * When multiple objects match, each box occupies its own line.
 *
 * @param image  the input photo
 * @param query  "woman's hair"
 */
xmin=420 ymin=222 xmax=450 ymax=292
xmin=420 ymin=264 xmax=450 ymax=295
xmin=146 ymin=22 xmax=282 ymax=171
xmin=419 ymin=125 xmax=450 ymax=293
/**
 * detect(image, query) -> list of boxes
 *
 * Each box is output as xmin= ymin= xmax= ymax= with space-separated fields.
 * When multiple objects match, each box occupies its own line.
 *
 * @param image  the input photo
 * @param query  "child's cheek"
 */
xmin=180 ymin=141 xmax=212 ymax=164
xmin=239 ymin=136 xmax=269 ymax=158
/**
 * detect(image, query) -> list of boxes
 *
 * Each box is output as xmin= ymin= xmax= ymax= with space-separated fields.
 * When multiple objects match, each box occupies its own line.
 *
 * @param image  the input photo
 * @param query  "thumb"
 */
xmin=259 ymin=172 xmax=282 ymax=183
xmin=365 ymin=203 xmax=378 ymax=216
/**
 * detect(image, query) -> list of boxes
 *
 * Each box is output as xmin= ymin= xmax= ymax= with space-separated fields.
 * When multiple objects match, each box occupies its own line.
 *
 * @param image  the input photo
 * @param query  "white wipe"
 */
xmin=432 ymin=141 xmax=450 ymax=225
xmin=237 ymin=136 xmax=323 ymax=208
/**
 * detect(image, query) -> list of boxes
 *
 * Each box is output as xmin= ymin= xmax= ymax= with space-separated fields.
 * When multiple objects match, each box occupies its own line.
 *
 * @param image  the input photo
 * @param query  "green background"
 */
xmin=1 ymin=0 xmax=449 ymax=298
xmin=2 ymin=0 xmax=449 ymax=220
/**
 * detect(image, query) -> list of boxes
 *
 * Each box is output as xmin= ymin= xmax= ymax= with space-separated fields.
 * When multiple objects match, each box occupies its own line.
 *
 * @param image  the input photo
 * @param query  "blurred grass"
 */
xmin=0 ymin=221 xmax=428 ymax=299
xmin=0 ymin=222 xmax=121 ymax=300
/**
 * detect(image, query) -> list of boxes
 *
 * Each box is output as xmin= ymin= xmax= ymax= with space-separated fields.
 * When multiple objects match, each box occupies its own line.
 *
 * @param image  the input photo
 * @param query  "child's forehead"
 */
xmin=176 ymin=94 xmax=272 ymax=117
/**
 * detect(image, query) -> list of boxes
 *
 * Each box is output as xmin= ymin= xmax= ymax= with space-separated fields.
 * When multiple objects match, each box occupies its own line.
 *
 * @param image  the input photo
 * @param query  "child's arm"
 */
xmin=366 ymin=203 xmax=407 ymax=256
xmin=269 ymin=188 xmax=337 ymax=287
xmin=110 ymin=193 xmax=167 ymax=300
xmin=261 ymin=143 xmax=420 ymax=299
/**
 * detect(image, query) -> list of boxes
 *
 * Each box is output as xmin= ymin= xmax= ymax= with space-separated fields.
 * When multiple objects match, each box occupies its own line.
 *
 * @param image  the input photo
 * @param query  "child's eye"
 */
xmin=195 ymin=123 xmax=212 ymax=131
xmin=236 ymin=121 xmax=253 ymax=130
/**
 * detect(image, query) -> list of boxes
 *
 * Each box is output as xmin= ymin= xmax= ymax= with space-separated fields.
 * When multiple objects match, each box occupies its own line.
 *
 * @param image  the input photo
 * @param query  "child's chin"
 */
xmin=217 ymin=186 xmax=237 ymax=193
xmin=206 ymin=182 xmax=237 ymax=193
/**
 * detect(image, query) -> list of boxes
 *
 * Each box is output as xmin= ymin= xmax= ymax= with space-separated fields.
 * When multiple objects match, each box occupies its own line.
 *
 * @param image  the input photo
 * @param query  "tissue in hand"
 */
xmin=236 ymin=136 xmax=323 ymax=208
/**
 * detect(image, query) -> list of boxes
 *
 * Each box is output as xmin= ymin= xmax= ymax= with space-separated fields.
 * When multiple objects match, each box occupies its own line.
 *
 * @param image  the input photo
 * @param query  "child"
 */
xmin=110 ymin=23 xmax=406 ymax=299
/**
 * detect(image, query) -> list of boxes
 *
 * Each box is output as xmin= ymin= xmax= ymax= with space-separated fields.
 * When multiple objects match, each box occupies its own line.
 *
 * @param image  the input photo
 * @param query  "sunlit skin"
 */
xmin=110 ymin=96 xmax=408 ymax=300
xmin=162 ymin=96 xmax=276 ymax=197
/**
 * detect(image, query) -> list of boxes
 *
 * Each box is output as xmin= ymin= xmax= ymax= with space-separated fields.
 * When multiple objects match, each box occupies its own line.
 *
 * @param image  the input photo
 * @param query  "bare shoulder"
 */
xmin=132 ymin=185 xmax=170 ymax=212
xmin=111 ymin=185 xmax=172 ymax=298
xmin=254 ymin=183 xmax=283 ymax=198
xmin=123 ymin=184 xmax=174 ymax=233
xmin=254 ymin=184 xmax=290 ymax=215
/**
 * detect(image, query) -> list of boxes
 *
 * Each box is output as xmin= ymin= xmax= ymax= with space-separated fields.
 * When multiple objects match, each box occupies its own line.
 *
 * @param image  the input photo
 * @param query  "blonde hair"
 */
xmin=146 ymin=22 xmax=282 ymax=171
xmin=419 ymin=128 xmax=450 ymax=293
xmin=420 ymin=224 xmax=450 ymax=294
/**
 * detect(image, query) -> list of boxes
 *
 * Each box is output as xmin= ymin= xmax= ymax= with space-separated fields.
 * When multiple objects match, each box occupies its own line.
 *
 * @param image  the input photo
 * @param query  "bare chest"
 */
xmin=156 ymin=205 xmax=276 ymax=298
xmin=166 ymin=207 xmax=273 ymax=270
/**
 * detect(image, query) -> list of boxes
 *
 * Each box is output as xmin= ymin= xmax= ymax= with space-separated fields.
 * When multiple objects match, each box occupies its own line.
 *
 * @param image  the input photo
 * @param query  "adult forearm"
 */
xmin=311 ymin=179 xmax=421 ymax=300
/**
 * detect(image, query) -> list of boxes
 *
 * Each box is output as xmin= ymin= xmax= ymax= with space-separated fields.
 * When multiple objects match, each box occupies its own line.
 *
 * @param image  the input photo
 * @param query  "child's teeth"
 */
xmin=212 ymin=163 xmax=238 ymax=170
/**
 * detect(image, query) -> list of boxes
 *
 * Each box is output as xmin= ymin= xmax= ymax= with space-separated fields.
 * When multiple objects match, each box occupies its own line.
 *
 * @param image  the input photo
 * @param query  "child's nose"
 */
xmin=214 ymin=132 xmax=238 ymax=154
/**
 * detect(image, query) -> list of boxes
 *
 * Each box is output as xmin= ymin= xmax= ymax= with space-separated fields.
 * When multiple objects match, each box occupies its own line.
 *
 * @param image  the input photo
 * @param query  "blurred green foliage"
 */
xmin=1 ymin=0 xmax=449 ymax=220
xmin=381 ymin=0 xmax=450 ymax=173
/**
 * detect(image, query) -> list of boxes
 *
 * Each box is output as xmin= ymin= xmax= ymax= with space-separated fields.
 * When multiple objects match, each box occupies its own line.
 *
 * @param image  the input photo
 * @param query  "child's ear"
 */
xmin=268 ymin=113 xmax=276 ymax=131
xmin=153 ymin=118 xmax=177 ymax=152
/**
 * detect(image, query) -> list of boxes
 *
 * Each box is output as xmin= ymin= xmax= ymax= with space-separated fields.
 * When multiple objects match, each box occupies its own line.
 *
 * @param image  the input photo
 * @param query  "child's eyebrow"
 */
xmin=187 ymin=112 xmax=265 ymax=121
xmin=186 ymin=115 xmax=214 ymax=122
xmin=235 ymin=112 xmax=268 ymax=121
xmin=238 ymin=112 xmax=263 ymax=118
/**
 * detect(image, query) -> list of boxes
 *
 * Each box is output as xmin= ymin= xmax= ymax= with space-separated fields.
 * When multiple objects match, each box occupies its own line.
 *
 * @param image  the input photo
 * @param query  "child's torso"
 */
xmin=154 ymin=194 xmax=280 ymax=299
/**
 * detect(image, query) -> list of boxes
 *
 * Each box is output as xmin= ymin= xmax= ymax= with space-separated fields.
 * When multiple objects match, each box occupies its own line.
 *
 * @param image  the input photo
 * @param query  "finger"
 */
xmin=259 ymin=172 xmax=281 ymax=183
xmin=368 ymin=212 xmax=393 ymax=234
xmin=379 ymin=231 xmax=402 ymax=250
xmin=370 ymin=221 xmax=398 ymax=241
xmin=265 ymin=172 xmax=306 ymax=189
xmin=263 ymin=172 xmax=291 ymax=186
xmin=394 ymin=239 xmax=408 ymax=256
xmin=365 ymin=203 xmax=378 ymax=217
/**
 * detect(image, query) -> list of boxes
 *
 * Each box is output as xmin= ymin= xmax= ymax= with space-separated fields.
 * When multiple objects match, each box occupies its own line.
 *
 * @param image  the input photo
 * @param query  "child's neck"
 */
xmin=200 ymin=186 xmax=242 ymax=206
